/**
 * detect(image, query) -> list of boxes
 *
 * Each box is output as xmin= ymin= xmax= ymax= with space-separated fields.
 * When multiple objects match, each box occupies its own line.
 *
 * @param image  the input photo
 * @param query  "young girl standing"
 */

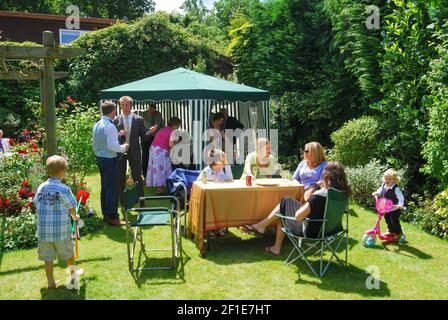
xmin=372 ymin=169 xmax=405 ymax=241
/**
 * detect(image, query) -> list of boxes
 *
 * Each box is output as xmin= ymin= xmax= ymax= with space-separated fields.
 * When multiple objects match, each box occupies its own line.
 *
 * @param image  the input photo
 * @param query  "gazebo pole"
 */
xmin=43 ymin=31 xmax=57 ymax=156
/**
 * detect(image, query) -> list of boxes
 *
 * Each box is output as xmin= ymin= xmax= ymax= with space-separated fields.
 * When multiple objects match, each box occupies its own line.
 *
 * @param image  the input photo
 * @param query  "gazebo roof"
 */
xmin=100 ymin=67 xmax=270 ymax=102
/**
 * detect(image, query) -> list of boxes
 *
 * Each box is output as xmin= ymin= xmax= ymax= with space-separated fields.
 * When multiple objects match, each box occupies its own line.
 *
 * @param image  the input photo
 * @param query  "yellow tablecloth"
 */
xmin=188 ymin=179 xmax=304 ymax=253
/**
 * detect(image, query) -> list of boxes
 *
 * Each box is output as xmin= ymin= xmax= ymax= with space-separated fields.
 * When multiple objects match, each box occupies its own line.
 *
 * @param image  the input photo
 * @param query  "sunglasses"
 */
xmin=304 ymin=150 xmax=310 ymax=153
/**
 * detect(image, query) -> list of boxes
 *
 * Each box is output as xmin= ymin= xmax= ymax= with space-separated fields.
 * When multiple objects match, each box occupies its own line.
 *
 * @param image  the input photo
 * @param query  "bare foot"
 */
xmin=265 ymin=246 xmax=281 ymax=256
xmin=47 ymin=280 xmax=59 ymax=289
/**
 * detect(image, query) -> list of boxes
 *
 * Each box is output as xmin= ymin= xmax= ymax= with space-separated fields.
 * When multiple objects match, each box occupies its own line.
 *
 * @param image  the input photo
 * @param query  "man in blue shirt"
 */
xmin=92 ymin=101 xmax=129 ymax=226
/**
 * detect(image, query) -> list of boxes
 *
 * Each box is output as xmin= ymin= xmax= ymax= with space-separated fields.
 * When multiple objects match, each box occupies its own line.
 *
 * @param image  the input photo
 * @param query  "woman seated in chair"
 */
xmin=293 ymin=141 xmax=328 ymax=201
xmin=240 ymin=138 xmax=280 ymax=180
xmin=242 ymin=162 xmax=352 ymax=256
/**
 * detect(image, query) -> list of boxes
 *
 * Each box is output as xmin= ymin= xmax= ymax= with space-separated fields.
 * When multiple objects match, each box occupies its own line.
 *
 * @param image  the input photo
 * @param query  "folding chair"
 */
xmin=124 ymin=182 xmax=181 ymax=272
xmin=276 ymin=188 xmax=349 ymax=277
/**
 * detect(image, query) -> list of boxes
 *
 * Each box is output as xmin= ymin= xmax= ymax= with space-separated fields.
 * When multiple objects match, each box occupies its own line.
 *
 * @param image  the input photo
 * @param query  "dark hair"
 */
xmin=101 ymin=101 xmax=116 ymax=116
xmin=149 ymin=104 xmax=157 ymax=109
xmin=168 ymin=116 xmax=182 ymax=127
xmin=212 ymin=112 xmax=225 ymax=122
xmin=322 ymin=161 xmax=352 ymax=197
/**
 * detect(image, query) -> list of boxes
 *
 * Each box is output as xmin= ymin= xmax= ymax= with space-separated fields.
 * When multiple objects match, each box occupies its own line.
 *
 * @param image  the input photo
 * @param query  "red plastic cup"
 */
xmin=246 ymin=175 xmax=252 ymax=186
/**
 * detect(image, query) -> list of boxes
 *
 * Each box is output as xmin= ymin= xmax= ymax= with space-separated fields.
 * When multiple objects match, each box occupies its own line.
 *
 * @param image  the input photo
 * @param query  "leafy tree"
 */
xmin=373 ymin=0 xmax=447 ymax=193
xmin=60 ymin=12 xmax=225 ymax=104
xmin=421 ymin=22 xmax=448 ymax=187
xmin=213 ymin=0 xmax=259 ymax=30
xmin=0 ymin=0 xmax=156 ymax=20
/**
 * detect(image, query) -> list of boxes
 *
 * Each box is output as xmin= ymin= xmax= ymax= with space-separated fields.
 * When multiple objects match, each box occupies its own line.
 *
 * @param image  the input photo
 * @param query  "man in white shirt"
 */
xmin=114 ymin=96 xmax=152 ymax=206
xmin=92 ymin=101 xmax=129 ymax=226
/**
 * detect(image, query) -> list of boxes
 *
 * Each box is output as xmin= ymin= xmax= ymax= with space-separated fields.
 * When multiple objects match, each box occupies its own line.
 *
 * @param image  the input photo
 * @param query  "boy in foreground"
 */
xmin=34 ymin=155 xmax=84 ymax=288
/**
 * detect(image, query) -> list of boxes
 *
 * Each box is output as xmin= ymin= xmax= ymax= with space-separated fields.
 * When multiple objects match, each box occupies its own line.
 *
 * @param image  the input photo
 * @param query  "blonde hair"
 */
xmin=46 ymin=155 xmax=68 ymax=177
xmin=384 ymin=169 xmax=401 ymax=184
xmin=304 ymin=142 xmax=326 ymax=166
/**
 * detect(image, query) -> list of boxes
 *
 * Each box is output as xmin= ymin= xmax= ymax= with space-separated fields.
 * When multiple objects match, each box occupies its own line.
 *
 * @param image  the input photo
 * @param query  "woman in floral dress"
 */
xmin=146 ymin=117 xmax=181 ymax=194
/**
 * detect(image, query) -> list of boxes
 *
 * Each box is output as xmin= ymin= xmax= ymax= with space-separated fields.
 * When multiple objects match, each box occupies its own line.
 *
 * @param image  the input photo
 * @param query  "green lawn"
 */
xmin=0 ymin=173 xmax=447 ymax=300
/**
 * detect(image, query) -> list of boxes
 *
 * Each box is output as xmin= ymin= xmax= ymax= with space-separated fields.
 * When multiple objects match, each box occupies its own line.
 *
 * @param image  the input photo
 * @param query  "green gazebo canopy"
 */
xmin=100 ymin=67 xmax=269 ymax=102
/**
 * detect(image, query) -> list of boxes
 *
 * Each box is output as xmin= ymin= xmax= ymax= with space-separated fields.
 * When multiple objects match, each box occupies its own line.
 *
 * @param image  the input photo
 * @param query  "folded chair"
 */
xmin=124 ymin=182 xmax=181 ymax=272
xmin=166 ymin=168 xmax=200 ymax=232
xmin=276 ymin=188 xmax=349 ymax=277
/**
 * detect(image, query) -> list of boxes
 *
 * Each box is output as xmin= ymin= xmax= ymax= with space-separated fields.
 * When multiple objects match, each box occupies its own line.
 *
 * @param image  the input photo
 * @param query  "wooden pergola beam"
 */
xmin=0 ymin=58 xmax=7 ymax=72
xmin=0 ymin=31 xmax=85 ymax=157
xmin=0 ymin=71 xmax=68 ymax=80
xmin=0 ymin=46 xmax=86 ymax=59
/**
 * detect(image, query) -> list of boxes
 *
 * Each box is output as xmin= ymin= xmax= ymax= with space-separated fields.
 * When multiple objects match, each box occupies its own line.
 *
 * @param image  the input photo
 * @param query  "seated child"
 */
xmin=198 ymin=149 xmax=233 ymax=182
xmin=197 ymin=149 xmax=233 ymax=236
xmin=372 ymin=168 xmax=405 ymax=241
xmin=34 ymin=155 xmax=84 ymax=288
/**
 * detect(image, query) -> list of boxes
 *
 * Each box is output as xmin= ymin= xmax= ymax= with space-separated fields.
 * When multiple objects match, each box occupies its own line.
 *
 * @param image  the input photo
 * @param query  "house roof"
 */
xmin=101 ymin=67 xmax=270 ymax=102
xmin=0 ymin=11 xmax=117 ymax=25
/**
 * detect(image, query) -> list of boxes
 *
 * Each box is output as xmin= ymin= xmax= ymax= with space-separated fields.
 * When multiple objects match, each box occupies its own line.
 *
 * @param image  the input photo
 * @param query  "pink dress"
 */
xmin=146 ymin=127 xmax=173 ymax=187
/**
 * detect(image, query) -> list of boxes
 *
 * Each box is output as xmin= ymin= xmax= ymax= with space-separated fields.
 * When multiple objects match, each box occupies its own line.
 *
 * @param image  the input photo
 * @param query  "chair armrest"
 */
xmin=274 ymin=213 xmax=296 ymax=221
xmin=304 ymin=218 xmax=327 ymax=222
xmin=139 ymin=196 xmax=180 ymax=211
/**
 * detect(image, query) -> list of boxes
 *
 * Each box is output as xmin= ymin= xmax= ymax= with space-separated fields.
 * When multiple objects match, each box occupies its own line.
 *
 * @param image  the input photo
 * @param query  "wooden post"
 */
xmin=43 ymin=31 xmax=57 ymax=156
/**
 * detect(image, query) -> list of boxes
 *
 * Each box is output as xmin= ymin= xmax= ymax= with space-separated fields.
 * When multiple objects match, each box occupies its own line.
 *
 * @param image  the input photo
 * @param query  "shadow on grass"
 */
xmin=197 ymin=229 xmax=358 ymax=264
xmin=293 ymin=262 xmax=391 ymax=298
xmin=130 ymin=243 xmax=191 ymax=288
xmin=0 ymin=257 xmax=111 ymax=277
xmin=40 ymin=276 xmax=97 ymax=300
xmin=348 ymin=208 xmax=359 ymax=218
xmin=380 ymin=242 xmax=432 ymax=260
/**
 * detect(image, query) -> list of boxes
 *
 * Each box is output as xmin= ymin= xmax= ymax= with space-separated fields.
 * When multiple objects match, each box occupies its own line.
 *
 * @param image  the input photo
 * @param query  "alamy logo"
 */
xmin=66 ymin=266 xmax=82 ymax=290
xmin=365 ymin=265 xmax=381 ymax=290
xmin=365 ymin=5 xmax=380 ymax=30
xmin=66 ymin=5 xmax=80 ymax=30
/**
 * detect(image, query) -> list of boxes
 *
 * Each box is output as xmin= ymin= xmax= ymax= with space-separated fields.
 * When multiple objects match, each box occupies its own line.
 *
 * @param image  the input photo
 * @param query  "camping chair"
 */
xmin=166 ymin=168 xmax=200 ymax=233
xmin=276 ymin=188 xmax=349 ymax=277
xmin=123 ymin=182 xmax=181 ymax=272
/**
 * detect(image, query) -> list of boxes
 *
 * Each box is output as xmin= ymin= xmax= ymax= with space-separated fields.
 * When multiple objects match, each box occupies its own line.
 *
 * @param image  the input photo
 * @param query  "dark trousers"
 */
xmin=385 ymin=210 xmax=402 ymax=234
xmin=96 ymin=157 xmax=119 ymax=219
xmin=118 ymin=153 xmax=144 ymax=206
xmin=141 ymin=137 xmax=153 ymax=180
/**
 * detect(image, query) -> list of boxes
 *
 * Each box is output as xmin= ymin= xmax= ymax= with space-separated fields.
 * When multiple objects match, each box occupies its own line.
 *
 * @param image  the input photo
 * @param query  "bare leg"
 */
xmin=251 ymin=204 xmax=281 ymax=234
xmin=266 ymin=221 xmax=285 ymax=255
xmin=67 ymin=256 xmax=75 ymax=268
xmin=44 ymin=261 xmax=56 ymax=288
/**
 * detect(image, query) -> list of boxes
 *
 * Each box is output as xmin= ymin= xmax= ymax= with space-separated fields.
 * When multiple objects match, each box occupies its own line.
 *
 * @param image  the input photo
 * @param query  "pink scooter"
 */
xmin=362 ymin=197 xmax=406 ymax=248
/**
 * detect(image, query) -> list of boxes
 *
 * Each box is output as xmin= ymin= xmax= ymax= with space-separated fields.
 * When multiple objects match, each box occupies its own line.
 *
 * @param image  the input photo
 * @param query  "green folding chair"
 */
xmin=276 ymin=188 xmax=349 ymax=277
xmin=123 ymin=182 xmax=181 ymax=272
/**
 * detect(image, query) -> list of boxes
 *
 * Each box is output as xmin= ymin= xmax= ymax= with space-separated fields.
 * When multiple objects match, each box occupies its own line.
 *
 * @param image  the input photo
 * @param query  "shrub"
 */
xmin=0 ymin=140 xmax=45 ymax=217
xmin=0 ymin=107 xmax=22 ymax=135
xmin=346 ymin=159 xmax=407 ymax=208
xmin=331 ymin=116 xmax=380 ymax=168
xmin=345 ymin=159 xmax=386 ymax=208
xmin=0 ymin=213 xmax=37 ymax=252
xmin=57 ymin=98 xmax=99 ymax=182
xmin=403 ymin=189 xmax=448 ymax=240
xmin=421 ymin=44 xmax=448 ymax=188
